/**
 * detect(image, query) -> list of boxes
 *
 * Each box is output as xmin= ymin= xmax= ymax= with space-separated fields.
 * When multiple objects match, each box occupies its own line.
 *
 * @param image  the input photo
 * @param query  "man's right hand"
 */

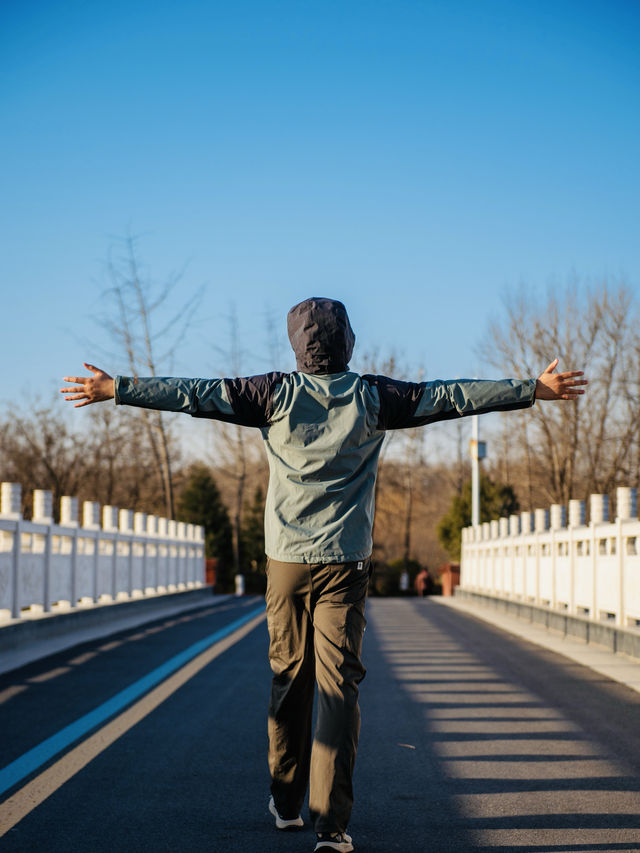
xmin=60 ymin=364 xmax=115 ymax=407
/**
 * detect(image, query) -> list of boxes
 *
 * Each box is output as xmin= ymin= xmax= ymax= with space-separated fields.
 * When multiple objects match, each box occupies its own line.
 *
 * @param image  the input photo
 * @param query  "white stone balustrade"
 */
xmin=0 ymin=483 xmax=206 ymax=622
xmin=461 ymin=488 xmax=640 ymax=628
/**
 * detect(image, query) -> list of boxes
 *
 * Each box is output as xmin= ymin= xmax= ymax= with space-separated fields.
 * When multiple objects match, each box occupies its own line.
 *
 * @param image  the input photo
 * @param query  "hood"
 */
xmin=287 ymin=297 xmax=355 ymax=374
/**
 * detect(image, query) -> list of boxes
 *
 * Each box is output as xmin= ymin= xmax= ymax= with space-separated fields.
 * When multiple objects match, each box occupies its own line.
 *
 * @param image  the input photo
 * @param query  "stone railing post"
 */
xmin=134 ymin=512 xmax=148 ymax=595
xmin=145 ymin=514 xmax=157 ymax=592
xmin=83 ymin=501 xmax=100 ymax=529
xmin=550 ymin=504 xmax=566 ymax=530
xmin=535 ymin=508 xmax=549 ymax=532
xmin=60 ymin=496 xmax=79 ymax=527
xmin=616 ymin=487 xmax=637 ymax=520
xmin=61 ymin=496 xmax=79 ymax=609
xmin=1 ymin=482 xmax=22 ymax=518
xmin=102 ymin=506 xmax=118 ymax=600
xmin=102 ymin=506 xmax=119 ymax=531
xmin=83 ymin=501 xmax=100 ymax=602
xmin=33 ymin=489 xmax=53 ymax=524
xmin=119 ymin=510 xmax=133 ymax=596
xmin=569 ymin=499 xmax=586 ymax=527
xmin=590 ymin=494 xmax=609 ymax=524
xmin=33 ymin=490 xmax=53 ymax=612
xmin=2 ymin=483 xmax=22 ymax=619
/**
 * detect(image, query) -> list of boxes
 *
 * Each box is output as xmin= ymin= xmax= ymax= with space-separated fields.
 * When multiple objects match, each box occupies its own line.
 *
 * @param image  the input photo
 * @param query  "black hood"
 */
xmin=287 ymin=297 xmax=355 ymax=374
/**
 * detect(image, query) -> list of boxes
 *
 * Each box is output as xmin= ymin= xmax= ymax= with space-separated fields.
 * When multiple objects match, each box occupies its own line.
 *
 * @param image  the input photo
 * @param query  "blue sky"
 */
xmin=1 ymin=0 xmax=639 ymax=410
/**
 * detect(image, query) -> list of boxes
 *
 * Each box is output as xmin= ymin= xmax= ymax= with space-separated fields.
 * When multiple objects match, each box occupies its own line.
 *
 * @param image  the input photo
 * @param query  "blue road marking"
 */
xmin=0 ymin=603 xmax=265 ymax=798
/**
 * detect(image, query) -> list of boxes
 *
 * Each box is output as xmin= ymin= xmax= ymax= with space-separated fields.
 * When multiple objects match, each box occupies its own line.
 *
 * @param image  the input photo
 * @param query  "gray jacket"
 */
xmin=115 ymin=298 xmax=536 ymax=563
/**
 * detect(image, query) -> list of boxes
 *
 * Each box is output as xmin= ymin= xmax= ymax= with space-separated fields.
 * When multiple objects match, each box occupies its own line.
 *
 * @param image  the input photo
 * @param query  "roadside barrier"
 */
xmin=461 ymin=486 xmax=640 ymax=628
xmin=0 ymin=482 xmax=205 ymax=622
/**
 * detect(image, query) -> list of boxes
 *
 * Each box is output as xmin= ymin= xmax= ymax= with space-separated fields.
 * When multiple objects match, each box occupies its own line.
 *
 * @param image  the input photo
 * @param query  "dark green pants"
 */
xmin=266 ymin=558 xmax=370 ymax=834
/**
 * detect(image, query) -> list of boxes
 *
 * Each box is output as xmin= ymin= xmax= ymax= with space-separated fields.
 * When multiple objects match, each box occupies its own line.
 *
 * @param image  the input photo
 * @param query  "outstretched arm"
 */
xmin=60 ymin=364 xmax=115 ymax=407
xmin=535 ymin=358 xmax=587 ymax=400
xmin=367 ymin=358 xmax=587 ymax=430
xmin=61 ymin=364 xmax=286 ymax=427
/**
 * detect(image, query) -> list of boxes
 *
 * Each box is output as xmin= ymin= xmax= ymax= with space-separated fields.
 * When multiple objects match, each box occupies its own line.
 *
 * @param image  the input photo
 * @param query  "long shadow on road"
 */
xmin=355 ymin=598 xmax=640 ymax=852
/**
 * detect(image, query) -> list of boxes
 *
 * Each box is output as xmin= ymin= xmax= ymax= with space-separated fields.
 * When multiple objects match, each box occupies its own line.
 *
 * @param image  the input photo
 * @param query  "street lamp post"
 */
xmin=470 ymin=416 xmax=487 ymax=528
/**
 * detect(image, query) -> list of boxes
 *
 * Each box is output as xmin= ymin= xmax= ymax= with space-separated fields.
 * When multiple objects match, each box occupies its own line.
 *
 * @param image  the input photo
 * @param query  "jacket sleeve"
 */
xmin=362 ymin=374 xmax=536 ymax=430
xmin=115 ymin=372 xmax=287 ymax=428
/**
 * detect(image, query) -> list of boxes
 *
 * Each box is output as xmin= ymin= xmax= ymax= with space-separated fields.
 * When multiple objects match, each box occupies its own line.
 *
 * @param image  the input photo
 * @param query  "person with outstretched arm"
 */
xmin=61 ymin=297 xmax=586 ymax=853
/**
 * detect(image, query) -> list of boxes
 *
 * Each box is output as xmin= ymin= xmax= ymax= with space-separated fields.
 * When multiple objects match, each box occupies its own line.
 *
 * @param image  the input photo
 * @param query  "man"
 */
xmin=61 ymin=297 xmax=586 ymax=852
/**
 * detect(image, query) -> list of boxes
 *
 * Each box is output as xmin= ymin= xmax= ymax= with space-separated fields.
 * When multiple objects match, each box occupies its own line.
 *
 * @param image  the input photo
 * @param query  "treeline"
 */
xmin=3 ymin=268 xmax=636 ymax=594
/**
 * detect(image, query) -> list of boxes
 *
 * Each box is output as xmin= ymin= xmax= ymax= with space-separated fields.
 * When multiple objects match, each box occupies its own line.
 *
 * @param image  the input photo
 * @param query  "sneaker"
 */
xmin=314 ymin=832 xmax=354 ymax=852
xmin=268 ymin=795 xmax=304 ymax=830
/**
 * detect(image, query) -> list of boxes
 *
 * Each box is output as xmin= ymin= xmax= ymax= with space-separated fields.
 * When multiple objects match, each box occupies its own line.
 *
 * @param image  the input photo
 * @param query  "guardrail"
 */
xmin=0 ymin=482 xmax=206 ymax=622
xmin=460 ymin=486 xmax=640 ymax=628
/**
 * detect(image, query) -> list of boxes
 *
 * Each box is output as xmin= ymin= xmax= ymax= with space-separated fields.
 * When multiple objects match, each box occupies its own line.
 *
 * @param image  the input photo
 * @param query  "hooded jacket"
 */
xmin=115 ymin=297 xmax=536 ymax=563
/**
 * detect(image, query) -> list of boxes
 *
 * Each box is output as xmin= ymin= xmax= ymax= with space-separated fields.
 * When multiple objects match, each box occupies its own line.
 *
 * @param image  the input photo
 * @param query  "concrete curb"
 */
xmin=453 ymin=587 xmax=640 ymax=660
xmin=0 ymin=587 xmax=233 ymax=675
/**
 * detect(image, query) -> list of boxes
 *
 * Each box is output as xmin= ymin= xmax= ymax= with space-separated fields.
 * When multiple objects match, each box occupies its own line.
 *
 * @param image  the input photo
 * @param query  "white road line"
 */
xmin=0 ymin=609 xmax=266 ymax=836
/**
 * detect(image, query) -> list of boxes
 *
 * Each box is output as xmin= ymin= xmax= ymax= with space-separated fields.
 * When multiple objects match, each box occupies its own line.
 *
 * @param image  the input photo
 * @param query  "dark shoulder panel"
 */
xmin=223 ymin=371 xmax=288 ymax=428
xmin=361 ymin=374 xmax=426 ymax=430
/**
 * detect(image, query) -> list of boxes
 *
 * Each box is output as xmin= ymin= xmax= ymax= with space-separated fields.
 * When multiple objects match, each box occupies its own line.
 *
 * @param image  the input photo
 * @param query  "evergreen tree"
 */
xmin=437 ymin=476 xmax=519 ymax=561
xmin=176 ymin=463 xmax=234 ymax=578
xmin=241 ymin=486 xmax=267 ymax=591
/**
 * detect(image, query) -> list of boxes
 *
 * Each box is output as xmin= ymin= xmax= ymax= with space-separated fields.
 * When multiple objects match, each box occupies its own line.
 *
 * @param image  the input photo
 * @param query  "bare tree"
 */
xmin=211 ymin=304 xmax=257 ymax=575
xmin=401 ymin=427 xmax=426 ymax=570
xmin=0 ymin=395 xmax=190 ymax=519
xmin=264 ymin=303 xmax=289 ymax=369
xmin=82 ymin=405 xmax=173 ymax=513
xmin=479 ymin=278 xmax=640 ymax=507
xmin=354 ymin=351 xmax=405 ymax=560
xmin=98 ymin=234 xmax=202 ymax=517
xmin=0 ymin=401 xmax=91 ymax=518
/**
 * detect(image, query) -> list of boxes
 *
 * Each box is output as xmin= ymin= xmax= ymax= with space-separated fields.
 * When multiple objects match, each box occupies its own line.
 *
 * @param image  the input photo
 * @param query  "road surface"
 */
xmin=2 ymin=595 xmax=640 ymax=852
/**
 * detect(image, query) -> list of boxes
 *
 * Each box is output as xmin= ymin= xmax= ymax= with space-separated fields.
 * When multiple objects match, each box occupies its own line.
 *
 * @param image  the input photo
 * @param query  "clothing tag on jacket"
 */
xmin=357 ymin=561 xmax=363 ymax=571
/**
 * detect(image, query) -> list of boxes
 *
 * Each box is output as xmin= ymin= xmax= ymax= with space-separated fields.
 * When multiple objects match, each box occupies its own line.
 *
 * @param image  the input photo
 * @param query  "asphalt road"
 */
xmin=2 ymin=595 xmax=640 ymax=852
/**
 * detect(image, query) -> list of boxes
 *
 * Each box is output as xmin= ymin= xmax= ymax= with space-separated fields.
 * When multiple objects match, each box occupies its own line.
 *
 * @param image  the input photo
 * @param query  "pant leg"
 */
xmin=266 ymin=558 xmax=315 ymax=818
xmin=309 ymin=560 xmax=369 ymax=834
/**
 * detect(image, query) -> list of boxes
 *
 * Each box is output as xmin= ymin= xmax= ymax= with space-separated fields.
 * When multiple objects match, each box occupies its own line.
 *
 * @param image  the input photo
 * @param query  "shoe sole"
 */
xmin=269 ymin=798 xmax=304 ymax=830
xmin=313 ymin=838 xmax=354 ymax=852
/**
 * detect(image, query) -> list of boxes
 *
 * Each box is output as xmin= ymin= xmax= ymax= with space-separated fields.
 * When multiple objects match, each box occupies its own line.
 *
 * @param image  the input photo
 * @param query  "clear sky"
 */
xmin=2 ymin=0 xmax=639 ymax=409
